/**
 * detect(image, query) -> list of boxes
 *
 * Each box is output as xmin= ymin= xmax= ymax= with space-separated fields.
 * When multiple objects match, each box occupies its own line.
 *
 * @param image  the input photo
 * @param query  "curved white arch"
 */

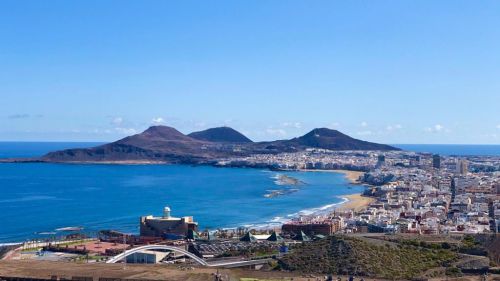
xmin=106 ymin=245 xmax=207 ymax=265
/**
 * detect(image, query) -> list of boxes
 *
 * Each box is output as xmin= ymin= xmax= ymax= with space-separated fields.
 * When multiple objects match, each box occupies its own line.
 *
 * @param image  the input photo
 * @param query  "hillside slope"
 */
xmin=278 ymin=236 xmax=457 ymax=279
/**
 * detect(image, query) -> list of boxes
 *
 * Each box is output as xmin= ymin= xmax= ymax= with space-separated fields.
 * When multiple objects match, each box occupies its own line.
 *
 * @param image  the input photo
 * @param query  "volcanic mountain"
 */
xmin=41 ymin=126 xmax=399 ymax=164
xmin=284 ymin=128 xmax=396 ymax=151
xmin=42 ymin=126 xmax=226 ymax=163
xmin=188 ymin=127 xmax=252 ymax=143
xmin=250 ymin=128 xmax=398 ymax=153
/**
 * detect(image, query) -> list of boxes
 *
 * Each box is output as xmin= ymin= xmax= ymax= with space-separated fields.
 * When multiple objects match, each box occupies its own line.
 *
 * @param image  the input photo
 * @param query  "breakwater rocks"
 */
xmin=264 ymin=175 xmax=306 ymax=198
xmin=274 ymin=174 xmax=305 ymax=186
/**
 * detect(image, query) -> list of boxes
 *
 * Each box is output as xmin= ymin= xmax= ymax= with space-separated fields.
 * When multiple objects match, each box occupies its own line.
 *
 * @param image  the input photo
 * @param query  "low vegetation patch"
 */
xmin=278 ymin=235 xmax=458 ymax=279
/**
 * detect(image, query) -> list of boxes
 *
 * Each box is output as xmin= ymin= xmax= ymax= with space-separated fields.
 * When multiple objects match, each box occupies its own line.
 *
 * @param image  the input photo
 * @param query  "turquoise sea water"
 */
xmin=0 ymin=142 xmax=362 ymax=243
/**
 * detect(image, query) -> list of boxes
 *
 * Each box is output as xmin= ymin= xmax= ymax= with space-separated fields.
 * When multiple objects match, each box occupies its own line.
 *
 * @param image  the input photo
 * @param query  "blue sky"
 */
xmin=1 ymin=1 xmax=499 ymax=144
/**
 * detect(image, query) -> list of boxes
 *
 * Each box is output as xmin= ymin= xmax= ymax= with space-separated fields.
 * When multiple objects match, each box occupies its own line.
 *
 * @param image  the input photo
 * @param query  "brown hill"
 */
xmin=188 ymin=127 xmax=252 ymax=143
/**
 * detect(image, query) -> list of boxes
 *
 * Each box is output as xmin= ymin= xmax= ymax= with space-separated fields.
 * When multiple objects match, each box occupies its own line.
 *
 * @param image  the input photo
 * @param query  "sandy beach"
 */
xmin=333 ymin=170 xmax=375 ymax=211
xmin=335 ymin=193 xmax=375 ymax=212
xmin=331 ymin=169 xmax=364 ymax=183
xmin=299 ymin=169 xmax=374 ymax=212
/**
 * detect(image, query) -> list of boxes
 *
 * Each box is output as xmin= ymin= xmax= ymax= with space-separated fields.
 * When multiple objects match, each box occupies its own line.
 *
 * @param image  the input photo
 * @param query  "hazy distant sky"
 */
xmin=1 ymin=1 xmax=499 ymax=144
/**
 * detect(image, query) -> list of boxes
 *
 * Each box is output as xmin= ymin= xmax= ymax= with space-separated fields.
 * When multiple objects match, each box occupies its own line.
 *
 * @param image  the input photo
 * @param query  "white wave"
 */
xmin=36 ymin=232 xmax=57 ymax=235
xmin=234 ymin=196 xmax=351 ymax=230
xmin=269 ymin=216 xmax=284 ymax=222
xmin=0 ymin=195 xmax=63 ymax=203
xmin=231 ymin=216 xmax=289 ymax=230
xmin=0 ymin=242 xmax=22 ymax=247
xmin=270 ymin=174 xmax=280 ymax=179
xmin=55 ymin=226 xmax=83 ymax=232
xmin=270 ymin=173 xmax=283 ymax=186
xmin=238 ymin=221 xmax=283 ymax=230
xmin=294 ymin=197 xmax=349 ymax=217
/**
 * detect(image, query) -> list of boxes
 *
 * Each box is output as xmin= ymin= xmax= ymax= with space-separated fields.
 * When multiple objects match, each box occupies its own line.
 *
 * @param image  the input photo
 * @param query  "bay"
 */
xmin=0 ymin=142 xmax=361 ymax=243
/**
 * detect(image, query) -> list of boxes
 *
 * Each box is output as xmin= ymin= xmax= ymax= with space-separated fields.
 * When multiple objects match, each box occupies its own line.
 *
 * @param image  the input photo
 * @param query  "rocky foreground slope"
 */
xmin=278 ymin=236 xmax=458 ymax=279
xmin=278 ymin=235 xmax=500 ymax=279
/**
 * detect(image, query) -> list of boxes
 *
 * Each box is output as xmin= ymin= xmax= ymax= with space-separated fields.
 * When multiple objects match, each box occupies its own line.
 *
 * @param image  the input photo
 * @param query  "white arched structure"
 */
xmin=106 ymin=245 xmax=207 ymax=265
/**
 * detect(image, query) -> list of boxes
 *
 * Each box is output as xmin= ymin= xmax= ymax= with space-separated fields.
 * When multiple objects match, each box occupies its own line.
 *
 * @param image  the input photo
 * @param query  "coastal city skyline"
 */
xmin=1 ymin=1 xmax=500 ymax=144
xmin=1 ymin=1 xmax=499 ymax=280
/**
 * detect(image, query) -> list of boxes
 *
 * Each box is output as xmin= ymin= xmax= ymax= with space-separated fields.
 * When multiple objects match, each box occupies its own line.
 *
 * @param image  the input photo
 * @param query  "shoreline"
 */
xmin=242 ymin=192 xmax=374 ymax=231
xmin=296 ymin=169 xmax=374 ymax=214
xmin=298 ymin=169 xmax=364 ymax=184
xmin=254 ymin=169 xmax=373 ymax=228
xmin=335 ymin=193 xmax=375 ymax=212
xmin=331 ymin=169 xmax=365 ymax=184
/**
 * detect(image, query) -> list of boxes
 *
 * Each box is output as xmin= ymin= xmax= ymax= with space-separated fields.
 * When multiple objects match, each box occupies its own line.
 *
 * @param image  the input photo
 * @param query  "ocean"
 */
xmin=394 ymin=144 xmax=500 ymax=156
xmin=0 ymin=142 xmax=103 ymax=159
xmin=0 ymin=142 xmax=362 ymax=243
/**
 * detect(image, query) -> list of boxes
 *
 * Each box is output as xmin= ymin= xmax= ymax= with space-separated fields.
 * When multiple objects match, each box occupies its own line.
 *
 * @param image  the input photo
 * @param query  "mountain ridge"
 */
xmin=41 ymin=125 xmax=399 ymax=164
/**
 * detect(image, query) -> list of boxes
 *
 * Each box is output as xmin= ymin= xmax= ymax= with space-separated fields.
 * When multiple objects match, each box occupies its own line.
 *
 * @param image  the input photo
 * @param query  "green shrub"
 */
xmin=441 ymin=242 xmax=451 ymax=249
xmin=445 ymin=266 xmax=462 ymax=277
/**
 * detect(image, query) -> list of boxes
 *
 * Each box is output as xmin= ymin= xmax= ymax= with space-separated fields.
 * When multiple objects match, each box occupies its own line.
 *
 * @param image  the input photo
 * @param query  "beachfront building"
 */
xmin=140 ymin=206 xmax=198 ymax=238
xmin=281 ymin=219 xmax=342 ymax=236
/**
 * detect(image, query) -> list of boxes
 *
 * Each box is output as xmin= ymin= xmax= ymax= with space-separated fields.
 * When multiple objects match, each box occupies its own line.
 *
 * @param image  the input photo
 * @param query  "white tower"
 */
xmin=163 ymin=206 xmax=171 ymax=218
